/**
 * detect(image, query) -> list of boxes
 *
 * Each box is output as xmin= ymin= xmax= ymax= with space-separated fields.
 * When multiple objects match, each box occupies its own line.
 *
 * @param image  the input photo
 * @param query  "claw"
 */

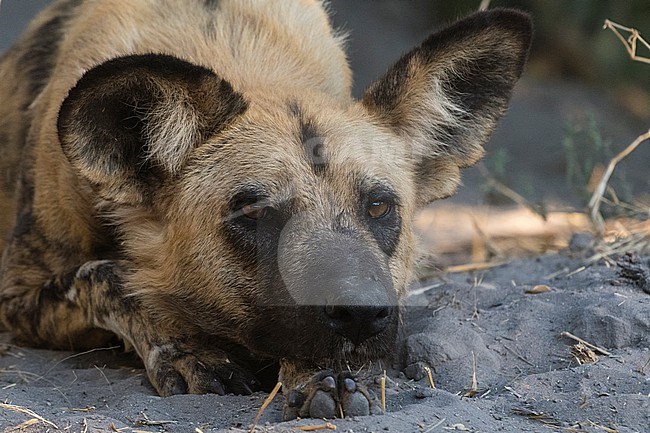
xmin=171 ymin=381 xmax=188 ymax=395
xmin=167 ymin=376 xmax=188 ymax=395
xmin=287 ymin=390 xmax=306 ymax=408
xmin=321 ymin=375 xmax=336 ymax=391
xmin=343 ymin=377 xmax=356 ymax=393
xmin=207 ymin=378 xmax=226 ymax=395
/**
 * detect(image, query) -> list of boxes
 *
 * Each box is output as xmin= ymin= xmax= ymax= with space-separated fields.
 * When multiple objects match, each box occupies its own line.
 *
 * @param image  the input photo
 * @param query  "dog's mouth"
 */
xmin=245 ymin=304 xmax=400 ymax=362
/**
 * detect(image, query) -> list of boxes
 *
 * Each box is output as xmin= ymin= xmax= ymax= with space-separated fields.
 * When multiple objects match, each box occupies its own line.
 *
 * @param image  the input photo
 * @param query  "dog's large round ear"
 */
xmin=362 ymin=9 xmax=532 ymax=206
xmin=58 ymin=54 xmax=248 ymax=205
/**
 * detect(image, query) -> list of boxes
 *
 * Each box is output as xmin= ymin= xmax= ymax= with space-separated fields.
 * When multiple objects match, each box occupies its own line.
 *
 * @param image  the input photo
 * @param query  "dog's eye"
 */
xmin=368 ymin=200 xmax=391 ymax=219
xmin=241 ymin=203 xmax=272 ymax=220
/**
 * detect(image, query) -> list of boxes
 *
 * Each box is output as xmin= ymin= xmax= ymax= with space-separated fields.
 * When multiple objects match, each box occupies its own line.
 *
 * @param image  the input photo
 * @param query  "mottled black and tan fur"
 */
xmin=0 ymin=0 xmax=531 ymax=419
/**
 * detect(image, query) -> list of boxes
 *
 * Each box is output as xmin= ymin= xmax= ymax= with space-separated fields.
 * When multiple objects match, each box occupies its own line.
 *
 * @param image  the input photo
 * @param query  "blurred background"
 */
xmin=1 ymin=0 xmax=649 ymax=267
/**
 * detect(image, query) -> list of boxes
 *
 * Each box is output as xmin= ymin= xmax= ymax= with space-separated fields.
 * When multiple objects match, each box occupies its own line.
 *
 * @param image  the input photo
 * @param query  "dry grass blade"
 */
xmin=408 ymin=282 xmax=443 ymax=298
xmin=512 ymin=407 xmax=561 ymax=426
xmin=424 ymin=366 xmax=435 ymax=389
xmin=586 ymin=231 xmax=650 ymax=266
xmin=478 ymin=164 xmax=546 ymax=219
xmin=1 ymin=402 xmax=59 ymax=429
xmin=462 ymin=353 xmax=479 ymax=398
xmin=34 ymin=345 xmax=121 ymax=384
xmin=422 ymin=418 xmax=446 ymax=433
xmin=8 ymin=418 xmax=40 ymax=431
xmin=588 ymin=130 xmax=650 ymax=232
xmin=503 ymin=344 xmax=534 ymax=367
xmin=586 ymin=420 xmax=620 ymax=433
xmin=380 ymin=370 xmax=386 ymax=414
xmin=249 ymin=381 xmax=282 ymax=433
xmin=603 ymin=19 xmax=650 ymax=64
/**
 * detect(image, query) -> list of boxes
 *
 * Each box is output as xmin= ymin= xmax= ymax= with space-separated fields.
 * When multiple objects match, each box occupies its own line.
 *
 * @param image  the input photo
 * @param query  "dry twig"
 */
xmin=445 ymin=261 xmax=508 ymax=274
xmin=296 ymin=422 xmax=337 ymax=431
xmin=588 ymin=130 xmax=650 ymax=232
xmin=603 ymin=20 xmax=650 ymax=64
xmin=571 ymin=343 xmax=599 ymax=365
xmin=130 ymin=411 xmax=177 ymax=427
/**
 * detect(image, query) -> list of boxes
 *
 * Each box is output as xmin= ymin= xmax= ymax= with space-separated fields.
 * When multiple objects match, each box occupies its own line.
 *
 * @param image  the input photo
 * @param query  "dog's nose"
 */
xmin=323 ymin=303 xmax=395 ymax=344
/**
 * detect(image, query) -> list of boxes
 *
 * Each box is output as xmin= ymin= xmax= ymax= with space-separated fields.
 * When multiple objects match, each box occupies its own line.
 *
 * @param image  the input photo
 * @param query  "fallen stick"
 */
xmin=296 ymin=422 xmax=337 ymax=431
xmin=560 ymin=332 xmax=612 ymax=357
xmin=445 ymin=261 xmax=508 ymax=274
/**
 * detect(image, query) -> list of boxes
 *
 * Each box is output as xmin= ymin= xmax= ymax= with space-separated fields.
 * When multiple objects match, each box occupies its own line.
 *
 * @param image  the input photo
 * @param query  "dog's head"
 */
xmin=58 ymin=10 xmax=531 ymax=363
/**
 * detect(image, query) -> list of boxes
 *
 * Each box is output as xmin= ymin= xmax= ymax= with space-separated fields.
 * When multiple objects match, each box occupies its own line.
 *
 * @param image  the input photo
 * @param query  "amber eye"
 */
xmin=368 ymin=200 xmax=391 ymax=219
xmin=241 ymin=203 xmax=270 ymax=220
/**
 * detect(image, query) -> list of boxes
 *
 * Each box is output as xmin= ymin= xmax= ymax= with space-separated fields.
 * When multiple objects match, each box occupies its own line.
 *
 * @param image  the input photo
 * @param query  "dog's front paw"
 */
xmin=145 ymin=343 xmax=261 ymax=396
xmin=283 ymin=371 xmax=378 ymax=420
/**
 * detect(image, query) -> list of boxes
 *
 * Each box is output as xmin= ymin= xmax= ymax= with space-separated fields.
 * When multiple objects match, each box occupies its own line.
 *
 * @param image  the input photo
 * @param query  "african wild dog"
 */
xmin=0 ymin=0 xmax=531 ymax=419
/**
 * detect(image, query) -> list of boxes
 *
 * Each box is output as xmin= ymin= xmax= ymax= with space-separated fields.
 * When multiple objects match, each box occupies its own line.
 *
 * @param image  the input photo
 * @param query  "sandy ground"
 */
xmin=1 ymin=241 xmax=649 ymax=432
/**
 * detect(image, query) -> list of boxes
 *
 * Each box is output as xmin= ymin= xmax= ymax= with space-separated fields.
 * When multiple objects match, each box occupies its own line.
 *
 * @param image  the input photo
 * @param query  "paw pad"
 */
xmin=309 ymin=389 xmax=337 ymax=419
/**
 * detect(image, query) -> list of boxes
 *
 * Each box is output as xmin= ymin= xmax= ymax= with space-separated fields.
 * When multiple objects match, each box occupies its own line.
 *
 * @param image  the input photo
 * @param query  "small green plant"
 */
xmin=479 ymin=148 xmax=545 ymax=216
xmin=481 ymin=147 xmax=512 ymax=205
xmin=487 ymin=147 xmax=511 ymax=184
xmin=563 ymin=112 xmax=632 ymax=212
